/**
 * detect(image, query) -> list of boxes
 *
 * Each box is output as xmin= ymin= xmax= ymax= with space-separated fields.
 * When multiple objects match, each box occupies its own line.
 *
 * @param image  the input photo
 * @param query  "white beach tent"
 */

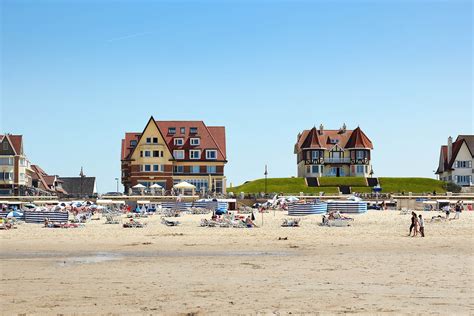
xmin=174 ymin=181 xmax=196 ymax=195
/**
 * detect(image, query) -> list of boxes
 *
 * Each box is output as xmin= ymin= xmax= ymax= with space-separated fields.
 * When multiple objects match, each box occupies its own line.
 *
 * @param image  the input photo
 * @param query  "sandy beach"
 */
xmin=1 ymin=210 xmax=473 ymax=315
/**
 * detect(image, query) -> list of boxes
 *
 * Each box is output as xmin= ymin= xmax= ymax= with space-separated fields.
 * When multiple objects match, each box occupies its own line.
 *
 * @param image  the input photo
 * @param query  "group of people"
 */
xmin=443 ymin=201 xmax=466 ymax=220
xmin=409 ymin=212 xmax=425 ymax=237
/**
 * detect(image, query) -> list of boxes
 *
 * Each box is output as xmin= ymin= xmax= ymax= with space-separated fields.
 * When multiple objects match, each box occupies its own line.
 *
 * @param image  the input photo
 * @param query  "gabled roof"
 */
xmin=59 ymin=177 xmax=96 ymax=196
xmin=345 ymin=127 xmax=374 ymax=149
xmin=436 ymin=135 xmax=474 ymax=174
xmin=295 ymin=126 xmax=373 ymax=151
xmin=121 ymin=117 xmax=227 ymax=162
xmin=1 ymin=134 xmax=23 ymax=155
xmin=301 ymin=127 xmax=325 ymax=149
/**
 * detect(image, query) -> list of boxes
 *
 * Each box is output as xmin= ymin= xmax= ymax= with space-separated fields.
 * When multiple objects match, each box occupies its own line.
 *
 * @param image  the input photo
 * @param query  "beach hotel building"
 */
xmin=0 ymin=134 xmax=34 ymax=195
xmin=295 ymin=124 xmax=374 ymax=178
xmin=436 ymin=135 xmax=473 ymax=187
xmin=121 ymin=117 xmax=227 ymax=194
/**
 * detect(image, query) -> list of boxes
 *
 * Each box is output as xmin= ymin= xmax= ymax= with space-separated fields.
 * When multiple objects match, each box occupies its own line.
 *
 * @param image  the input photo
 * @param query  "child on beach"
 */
xmin=418 ymin=214 xmax=424 ymax=237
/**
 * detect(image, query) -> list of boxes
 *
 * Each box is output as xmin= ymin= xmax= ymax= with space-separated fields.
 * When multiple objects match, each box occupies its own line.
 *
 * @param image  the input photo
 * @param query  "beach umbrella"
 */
xmin=132 ymin=184 xmax=146 ymax=189
xmin=150 ymin=184 xmax=162 ymax=189
xmin=7 ymin=211 xmax=23 ymax=218
xmin=173 ymin=181 xmax=195 ymax=189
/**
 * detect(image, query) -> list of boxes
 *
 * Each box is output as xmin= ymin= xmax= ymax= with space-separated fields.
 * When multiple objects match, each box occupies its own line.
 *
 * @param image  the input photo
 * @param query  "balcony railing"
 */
xmin=325 ymin=157 xmax=350 ymax=163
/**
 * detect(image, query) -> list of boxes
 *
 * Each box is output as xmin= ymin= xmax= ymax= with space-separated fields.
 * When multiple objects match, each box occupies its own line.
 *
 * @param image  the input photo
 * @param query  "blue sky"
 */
xmin=1 ymin=0 xmax=472 ymax=192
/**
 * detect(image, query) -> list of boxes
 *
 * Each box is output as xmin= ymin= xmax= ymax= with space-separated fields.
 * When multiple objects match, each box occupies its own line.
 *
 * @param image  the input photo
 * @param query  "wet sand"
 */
xmin=0 ymin=211 xmax=473 ymax=315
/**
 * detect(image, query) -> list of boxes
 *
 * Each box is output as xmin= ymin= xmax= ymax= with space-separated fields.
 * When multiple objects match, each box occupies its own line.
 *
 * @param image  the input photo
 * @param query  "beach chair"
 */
xmin=161 ymin=217 xmax=180 ymax=227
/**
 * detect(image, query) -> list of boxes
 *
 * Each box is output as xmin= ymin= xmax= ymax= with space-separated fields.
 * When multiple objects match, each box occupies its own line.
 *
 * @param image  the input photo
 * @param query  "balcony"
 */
xmin=325 ymin=157 xmax=350 ymax=164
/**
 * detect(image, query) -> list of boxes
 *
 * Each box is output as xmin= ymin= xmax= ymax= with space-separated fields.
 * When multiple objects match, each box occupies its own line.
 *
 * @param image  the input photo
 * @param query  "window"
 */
xmin=311 ymin=165 xmax=319 ymax=174
xmin=191 ymin=166 xmax=200 ymax=174
xmin=455 ymin=161 xmax=472 ymax=168
xmin=456 ymin=175 xmax=472 ymax=184
xmin=2 ymin=142 xmax=8 ymax=150
xmin=153 ymin=164 xmax=164 ymax=172
xmin=311 ymin=151 xmax=320 ymax=160
xmin=207 ymin=166 xmax=217 ymax=174
xmin=168 ymin=127 xmax=176 ymax=135
xmin=144 ymin=165 xmax=151 ymax=172
xmin=144 ymin=151 xmax=151 ymax=157
xmin=190 ymin=127 xmax=198 ymax=134
xmin=153 ymin=151 xmax=159 ymax=157
xmin=0 ymin=158 xmax=13 ymax=165
xmin=140 ymin=151 xmax=143 ymax=157
xmin=190 ymin=150 xmax=201 ymax=159
xmin=173 ymin=150 xmax=184 ymax=159
xmin=20 ymin=173 xmax=25 ymax=180
xmin=356 ymin=151 xmax=365 ymax=159
xmin=130 ymin=140 xmax=137 ymax=147
xmin=180 ymin=127 xmax=186 ymax=134
xmin=174 ymin=165 xmax=184 ymax=173
xmin=153 ymin=137 xmax=158 ymax=144
xmin=0 ymin=172 xmax=12 ymax=180
xmin=146 ymin=137 xmax=151 ymax=144
xmin=160 ymin=151 xmax=164 ymax=157
xmin=206 ymin=150 xmax=217 ymax=159
xmin=356 ymin=165 xmax=365 ymax=174
xmin=174 ymin=138 xmax=184 ymax=146
xmin=190 ymin=138 xmax=200 ymax=146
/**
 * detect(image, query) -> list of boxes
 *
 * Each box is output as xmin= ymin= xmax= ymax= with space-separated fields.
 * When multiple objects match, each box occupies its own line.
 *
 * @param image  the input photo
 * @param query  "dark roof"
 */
xmin=59 ymin=177 xmax=96 ymax=196
xmin=296 ymin=126 xmax=373 ymax=151
xmin=436 ymin=135 xmax=474 ymax=174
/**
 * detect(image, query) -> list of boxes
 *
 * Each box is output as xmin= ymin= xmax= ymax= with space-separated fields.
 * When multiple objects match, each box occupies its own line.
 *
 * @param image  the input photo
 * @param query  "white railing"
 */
xmin=325 ymin=157 xmax=350 ymax=163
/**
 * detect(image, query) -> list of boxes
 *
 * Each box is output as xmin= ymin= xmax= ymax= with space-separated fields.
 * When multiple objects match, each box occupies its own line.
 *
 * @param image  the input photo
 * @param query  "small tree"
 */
xmin=444 ymin=182 xmax=462 ymax=193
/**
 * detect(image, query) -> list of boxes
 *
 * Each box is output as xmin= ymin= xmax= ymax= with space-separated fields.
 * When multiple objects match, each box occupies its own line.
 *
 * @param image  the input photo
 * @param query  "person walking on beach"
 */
xmin=409 ymin=212 xmax=417 ymax=236
xmin=418 ymin=214 xmax=425 ymax=237
xmin=444 ymin=204 xmax=451 ymax=219
xmin=413 ymin=213 xmax=420 ymax=237
xmin=454 ymin=201 xmax=463 ymax=219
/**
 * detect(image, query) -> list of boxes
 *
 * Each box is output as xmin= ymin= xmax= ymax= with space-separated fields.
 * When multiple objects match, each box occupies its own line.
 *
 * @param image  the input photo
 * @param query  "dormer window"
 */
xmin=180 ymin=127 xmax=186 ymax=134
xmin=190 ymin=138 xmax=200 ymax=146
xmin=174 ymin=138 xmax=184 ymax=146
xmin=206 ymin=150 xmax=217 ymax=160
xmin=168 ymin=127 xmax=176 ymax=135
xmin=190 ymin=150 xmax=201 ymax=159
xmin=130 ymin=140 xmax=137 ymax=147
xmin=190 ymin=127 xmax=198 ymax=134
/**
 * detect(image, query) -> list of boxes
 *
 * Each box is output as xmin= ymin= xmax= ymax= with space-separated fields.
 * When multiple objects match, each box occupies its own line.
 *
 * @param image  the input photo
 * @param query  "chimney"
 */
xmin=447 ymin=136 xmax=453 ymax=161
xmin=319 ymin=124 xmax=324 ymax=135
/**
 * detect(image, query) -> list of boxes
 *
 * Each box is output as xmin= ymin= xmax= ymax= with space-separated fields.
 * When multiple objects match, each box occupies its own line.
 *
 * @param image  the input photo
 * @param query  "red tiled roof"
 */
xmin=121 ymin=119 xmax=227 ymax=161
xmin=301 ymin=127 xmax=325 ymax=149
xmin=121 ymin=133 xmax=141 ymax=160
xmin=345 ymin=127 xmax=374 ymax=149
xmin=296 ymin=126 xmax=373 ymax=151
xmin=1 ymin=134 xmax=23 ymax=155
xmin=156 ymin=121 xmax=226 ymax=161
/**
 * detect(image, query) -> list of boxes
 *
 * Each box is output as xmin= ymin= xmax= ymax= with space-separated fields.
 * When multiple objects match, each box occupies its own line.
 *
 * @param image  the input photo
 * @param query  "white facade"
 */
xmin=437 ymin=136 xmax=473 ymax=187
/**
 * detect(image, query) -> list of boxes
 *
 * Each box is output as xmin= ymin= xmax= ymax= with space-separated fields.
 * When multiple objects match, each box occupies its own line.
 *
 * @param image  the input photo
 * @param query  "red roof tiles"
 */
xmin=296 ymin=126 xmax=373 ymax=151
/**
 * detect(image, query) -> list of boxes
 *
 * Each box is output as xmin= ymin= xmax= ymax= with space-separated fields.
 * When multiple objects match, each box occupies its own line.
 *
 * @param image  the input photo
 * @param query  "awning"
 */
xmin=137 ymin=200 xmax=151 ymax=204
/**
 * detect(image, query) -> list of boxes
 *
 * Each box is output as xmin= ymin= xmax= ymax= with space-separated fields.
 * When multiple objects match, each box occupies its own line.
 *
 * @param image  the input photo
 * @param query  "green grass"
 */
xmin=378 ymin=177 xmax=446 ymax=194
xmin=227 ymin=177 xmax=447 ymax=194
xmin=318 ymin=177 xmax=367 ymax=187
xmin=227 ymin=177 xmax=339 ymax=195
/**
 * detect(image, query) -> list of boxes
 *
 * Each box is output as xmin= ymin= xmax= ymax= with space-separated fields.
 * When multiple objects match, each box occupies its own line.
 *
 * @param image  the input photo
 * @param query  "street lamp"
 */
xmin=264 ymin=165 xmax=268 ymax=196
xmin=369 ymin=169 xmax=374 ymax=178
xmin=115 ymin=178 xmax=119 ymax=193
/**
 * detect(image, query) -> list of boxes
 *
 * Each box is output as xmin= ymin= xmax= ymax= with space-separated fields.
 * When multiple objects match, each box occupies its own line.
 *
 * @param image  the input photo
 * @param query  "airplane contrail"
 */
xmin=107 ymin=31 xmax=152 ymax=42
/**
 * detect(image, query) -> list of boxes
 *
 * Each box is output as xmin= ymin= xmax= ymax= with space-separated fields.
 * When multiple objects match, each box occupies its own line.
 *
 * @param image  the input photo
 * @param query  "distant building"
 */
xmin=0 ymin=134 xmax=34 ymax=195
xmin=436 ymin=135 xmax=473 ymax=187
xmin=295 ymin=124 xmax=374 ymax=178
xmin=121 ymin=116 xmax=227 ymax=194
xmin=31 ymin=165 xmax=67 ymax=196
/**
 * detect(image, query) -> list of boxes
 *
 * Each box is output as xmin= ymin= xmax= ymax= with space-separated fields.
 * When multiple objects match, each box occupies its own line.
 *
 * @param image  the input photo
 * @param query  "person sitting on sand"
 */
xmin=245 ymin=216 xmax=257 ymax=228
